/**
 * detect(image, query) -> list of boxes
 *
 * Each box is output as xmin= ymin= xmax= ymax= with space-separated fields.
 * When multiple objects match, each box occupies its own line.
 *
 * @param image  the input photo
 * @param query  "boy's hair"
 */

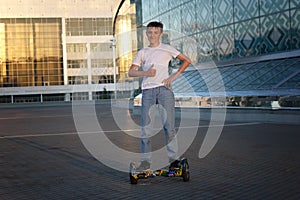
xmin=147 ymin=21 xmax=163 ymax=31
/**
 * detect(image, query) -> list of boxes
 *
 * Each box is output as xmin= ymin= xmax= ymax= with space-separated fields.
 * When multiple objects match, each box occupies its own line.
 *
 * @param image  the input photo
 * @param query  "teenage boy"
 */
xmin=128 ymin=21 xmax=191 ymax=170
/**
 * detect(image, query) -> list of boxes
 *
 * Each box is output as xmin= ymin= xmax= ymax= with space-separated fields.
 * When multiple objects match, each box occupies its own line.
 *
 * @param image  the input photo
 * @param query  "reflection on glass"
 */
xmin=0 ymin=18 xmax=63 ymax=87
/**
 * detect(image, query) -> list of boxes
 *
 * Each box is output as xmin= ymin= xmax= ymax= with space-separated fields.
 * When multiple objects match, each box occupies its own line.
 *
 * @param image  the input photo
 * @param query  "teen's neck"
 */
xmin=149 ymin=42 xmax=161 ymax=48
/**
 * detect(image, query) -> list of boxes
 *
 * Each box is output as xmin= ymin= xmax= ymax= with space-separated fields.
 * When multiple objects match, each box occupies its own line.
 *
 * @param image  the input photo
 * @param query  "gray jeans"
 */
xmin=141 ymin=86 xmax=178 ymax=162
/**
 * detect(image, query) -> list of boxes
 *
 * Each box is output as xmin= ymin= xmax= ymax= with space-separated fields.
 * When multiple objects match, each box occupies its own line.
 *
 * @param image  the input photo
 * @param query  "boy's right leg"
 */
xmin=140 ymin=88 xmax=156 ymax=165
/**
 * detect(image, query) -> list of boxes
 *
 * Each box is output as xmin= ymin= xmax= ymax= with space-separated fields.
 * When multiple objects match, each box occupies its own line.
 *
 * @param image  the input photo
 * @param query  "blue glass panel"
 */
xmin=173 ymin=71 xmax=197 ymax=92
xmin=170 ymin=39 xmax=182 ymax=53
xmin=190 ymin=70 xmax=208 ymax=91
xmin=260 ymin=0 xmax=289 ymax=15
xmin=142 ymin=0 xmax=150 ymax=22
xmin=182 ymin=35 xmax=198 ymax=64
xmin=168 ymin=0 xmax=182 ymax=9
xmin=158 ymin=0 xmax=169 ymax=13
xmin=196 ymin=31 xmax=214 ymax=63
xmin=231 ymin=62 xmax=266 ymax=90
xmin=220 ymin=65 xmax=242 ymax=87
xmin=234 ymin=0 xmax=259 ymax=22
xmin=214 ymin=25 xmax=235 ymax=61
xmin=169 ymin=9 xmax=182 ymax=40
xmin=213 ymin=0 xmax=233 ymax=27
xmin=149 ymin=0 xmax=159 ymax=19
xmin=235 ymin=18 xmax=260 ymax=58
xmin=225 ymin=64 xmax=255 ymax=90
xmin=182 ymin=1 xmax=196 ymax=35
xmin=260 ymin=11 xmax=291 ymax=54
xmin=280 ymin=77 xmax=300 ymax=88
xmin=159 ymin=13 xmax=170 ymax=33
xmin=195 ymin=0 xmax=213 ymax=32
xmin=291 ymin=8 xmax=300 ymax=49
xmin=182 ymin=0 xmax=192 ymax=4
xmin=279 ymin=71 xmax=300 ymax=88
xmin=290 ymin=0 xmax=300 ymax=8
xmin=258 ymin=59 xmax=296 ymax=89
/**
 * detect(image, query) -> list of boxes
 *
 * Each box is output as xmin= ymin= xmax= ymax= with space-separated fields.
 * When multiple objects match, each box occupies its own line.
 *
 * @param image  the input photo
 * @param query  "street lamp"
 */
xmin=110 ymin=37 xmax=117 ymax=100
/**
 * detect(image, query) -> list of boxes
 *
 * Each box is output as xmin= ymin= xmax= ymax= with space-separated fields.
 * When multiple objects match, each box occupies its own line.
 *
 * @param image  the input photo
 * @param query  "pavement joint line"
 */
xmin=0 ymin=115 xmax=72 ymax=120
xmin=0 ymin=112 xmax=115 ymax=120
xmin=0 ymin=122 xmax=262 ymax=139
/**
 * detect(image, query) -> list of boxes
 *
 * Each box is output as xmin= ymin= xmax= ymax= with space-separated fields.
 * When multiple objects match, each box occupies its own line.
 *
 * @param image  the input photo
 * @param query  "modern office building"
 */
xmin=1 ymin=0 xmax=299 ymax=107
xmin=0 ymin=0 xmax=117 ymax=103
xmin=113 ymin=0 xmax=300 ymax=107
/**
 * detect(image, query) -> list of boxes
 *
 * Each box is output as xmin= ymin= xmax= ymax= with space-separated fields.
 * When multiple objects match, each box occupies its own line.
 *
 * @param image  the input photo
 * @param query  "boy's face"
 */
xmin=146 ymin=27 xmax=163 ymax=44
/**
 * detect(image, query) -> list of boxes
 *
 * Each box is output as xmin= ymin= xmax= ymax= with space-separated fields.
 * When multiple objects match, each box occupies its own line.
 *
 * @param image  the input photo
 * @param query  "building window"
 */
xmin=91 ymin=59 xmax=112 ymax=68
xmin=93 ymin=75 xmax=114 ymax=84
xmin=0 ymin=18 xmax=63 ymax=87
xmin=67 ymin=43 xmax=87 ymax=53
xmin=67 ymin=60 xmax=87 ymax=68
xmin=90 ymin=43 xmax=111 ymax=52
xmin=68 ymin=76 xmax=88 ymax=85
xmin=65 ymin=18 xmax=113 ymax=36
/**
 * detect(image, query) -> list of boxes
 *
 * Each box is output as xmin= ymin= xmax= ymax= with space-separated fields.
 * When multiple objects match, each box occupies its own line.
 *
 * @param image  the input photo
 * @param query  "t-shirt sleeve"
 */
xmin=132 ymin=50 xmax=143 ymax=66
xmin=168 ymin=45 xmax=181 ymax=58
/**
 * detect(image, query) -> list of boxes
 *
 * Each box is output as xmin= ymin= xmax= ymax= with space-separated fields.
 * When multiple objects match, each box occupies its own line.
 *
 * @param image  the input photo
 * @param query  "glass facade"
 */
xmin=65 ymin=18 xmax=114 ymax=86
xmin=0 ymin=1 xmax=117 ymax=103
xmin=141 ymin=0 xmax=300 ymax=63
xmin=173 ymin=57 xmax=300 ymax=93
xmin=0 ymin=18 xmax=63 ymax=87
xmin=65 ymin=18 xmax=113 ymax=36
xmin=114 ymin=0 xmax=139 ymax=79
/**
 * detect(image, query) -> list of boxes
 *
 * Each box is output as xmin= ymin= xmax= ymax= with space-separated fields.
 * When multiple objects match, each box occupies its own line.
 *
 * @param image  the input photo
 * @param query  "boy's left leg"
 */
xmin=157 ymin=86 xmax=178 ymax=162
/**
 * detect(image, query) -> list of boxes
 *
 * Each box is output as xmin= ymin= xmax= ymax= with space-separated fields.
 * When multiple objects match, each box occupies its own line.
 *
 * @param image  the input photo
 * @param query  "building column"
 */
xmin=111 ymin=37 xmax=117 ymax=99
xmin=61 ymin=17 xmax=70 ymax=102
xmin=86 ymin=43 xmax=92 ymax=101
xmin=61 ymin=17 xmax=68 ymax=86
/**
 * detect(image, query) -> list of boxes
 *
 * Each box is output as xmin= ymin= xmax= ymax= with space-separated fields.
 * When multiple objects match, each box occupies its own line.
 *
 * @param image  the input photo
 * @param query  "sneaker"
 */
xmin=136 ymin=160 xmax=151 ymax=171
xmin=169 ymin=159 xmax=181 ymax=170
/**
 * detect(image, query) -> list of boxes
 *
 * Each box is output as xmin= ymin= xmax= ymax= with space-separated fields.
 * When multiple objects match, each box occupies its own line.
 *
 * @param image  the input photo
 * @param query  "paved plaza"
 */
xmin=0 ymin=101 xmax=300 ymax=199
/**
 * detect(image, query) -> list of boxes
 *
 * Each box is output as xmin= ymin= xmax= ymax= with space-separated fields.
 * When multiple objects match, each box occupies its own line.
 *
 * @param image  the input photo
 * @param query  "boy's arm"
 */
xmin=176 ymin=54 xmax=192 ymax=74
xmin=128 ymin=64 xmax=156 ymax=77
xmin=162 ymin=53 xmax=191 ymax=87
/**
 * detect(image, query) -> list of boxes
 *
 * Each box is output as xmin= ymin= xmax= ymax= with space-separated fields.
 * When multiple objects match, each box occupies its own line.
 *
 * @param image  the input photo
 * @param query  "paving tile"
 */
xmin=0 ymin=103 xmax=299 ymax=199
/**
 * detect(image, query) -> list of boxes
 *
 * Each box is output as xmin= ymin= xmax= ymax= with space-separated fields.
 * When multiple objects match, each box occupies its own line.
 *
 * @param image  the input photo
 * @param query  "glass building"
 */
xmin=0 ymin=0 xmax=116 ymax=103
xmin=0 ymin=18 xmax=63 ymax=88
xmin=113 ymin=0 xmax=300 ymax=107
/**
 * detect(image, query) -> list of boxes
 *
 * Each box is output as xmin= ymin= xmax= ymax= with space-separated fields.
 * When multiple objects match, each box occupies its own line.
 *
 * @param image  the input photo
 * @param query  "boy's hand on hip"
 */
xmin=163 ymin=77 xmax=174 ymax=87
xmin=163 ymin=72 xmax=180 ymax=87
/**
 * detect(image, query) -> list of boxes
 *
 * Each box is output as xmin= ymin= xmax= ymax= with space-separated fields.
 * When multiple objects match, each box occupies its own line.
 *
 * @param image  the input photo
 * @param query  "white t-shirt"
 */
xmin=132 ymin=43 xmax=180 ymax=90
